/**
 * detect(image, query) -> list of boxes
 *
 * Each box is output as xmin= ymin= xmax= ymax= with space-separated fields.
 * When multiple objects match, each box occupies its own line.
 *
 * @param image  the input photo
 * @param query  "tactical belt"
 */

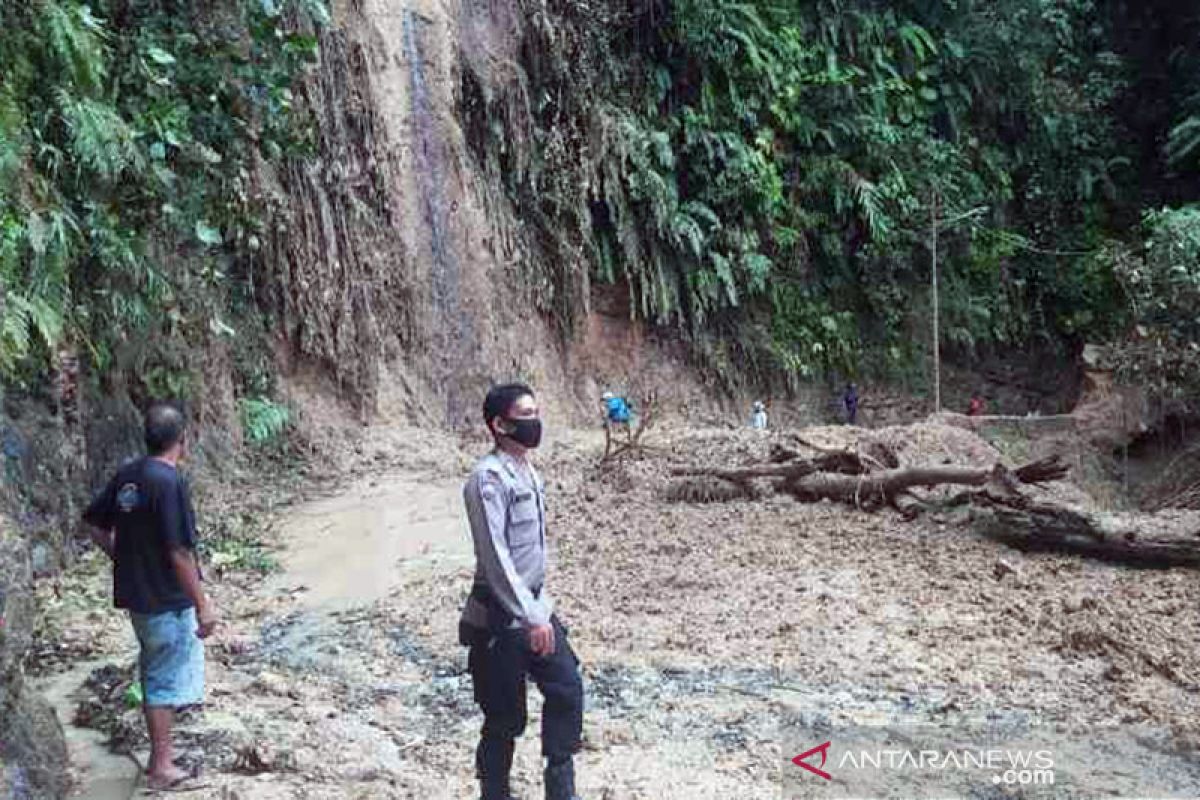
xmin=460 ymin=584 xmax=543 ymax=647
xmin=470 ymin=583 xmax=542 ymax=605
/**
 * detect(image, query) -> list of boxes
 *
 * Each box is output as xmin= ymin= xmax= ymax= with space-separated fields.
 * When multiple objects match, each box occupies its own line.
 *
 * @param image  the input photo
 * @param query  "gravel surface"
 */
xmin=41 ymin=421 xmax=1200 ymax=798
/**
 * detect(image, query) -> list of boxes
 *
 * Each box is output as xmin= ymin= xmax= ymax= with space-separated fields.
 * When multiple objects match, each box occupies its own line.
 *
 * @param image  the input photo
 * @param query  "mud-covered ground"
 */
xmin=33 ymin=420 xmax=1200 ymax=798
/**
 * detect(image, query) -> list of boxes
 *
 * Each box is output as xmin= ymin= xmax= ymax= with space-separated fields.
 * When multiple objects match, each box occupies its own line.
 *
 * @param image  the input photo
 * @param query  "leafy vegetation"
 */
xmin=6 ymin=0 xmax=1200 ymax=417
xmin=239 ymin=395 xmax=290 ymax=445
xmin=203 ymin=533 xmax=280 ymax=574
xmin=1108 ymin=208 xmax=1200 ymax=408
xmin=197 ymin=500 xmax=283 ymax=574
xmin=0 ymin=0 xmax=324 ymax=406
xmin=465 ymin=0 xmax=1200 ymax=393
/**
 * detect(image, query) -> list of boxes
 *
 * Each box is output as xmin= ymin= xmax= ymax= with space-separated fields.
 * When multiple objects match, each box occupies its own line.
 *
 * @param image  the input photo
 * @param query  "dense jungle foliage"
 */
xmin=467 ymin=0 xmax=1200 ymax=399
xmin=2 ymin=0 xmax=1200 ymax=414
xmin=0 ymin=0 xmax=323 ymax=425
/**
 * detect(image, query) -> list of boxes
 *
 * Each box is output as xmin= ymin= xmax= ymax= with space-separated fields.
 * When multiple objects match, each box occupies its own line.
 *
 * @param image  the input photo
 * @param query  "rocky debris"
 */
xmin=252 ymin=671 xmax=291 ymax=697
xmin=232 ymin=742 xmax=287 ymax=775
xmin=993 ymin=558 xmax=1019 ymax=579
xmin=1072 ymin=344 xmax=1160 ymax=451
xmin=35 ymin=421 xmax=1200 ymax=798
xmin=71 ymin=663 xmax=146 ymax=754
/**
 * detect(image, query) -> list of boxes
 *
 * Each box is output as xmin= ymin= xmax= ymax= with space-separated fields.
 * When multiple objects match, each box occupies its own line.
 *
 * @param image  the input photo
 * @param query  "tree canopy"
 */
xmin=467 ymin=0 xmax=1200 ymax=399
xmin=4 ymin=0 xmax=1200 ymax=411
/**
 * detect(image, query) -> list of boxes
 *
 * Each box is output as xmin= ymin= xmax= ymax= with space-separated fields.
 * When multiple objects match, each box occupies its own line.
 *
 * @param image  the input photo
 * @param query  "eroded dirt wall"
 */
xmin=267 ymin=0 xmax=713 ymax=428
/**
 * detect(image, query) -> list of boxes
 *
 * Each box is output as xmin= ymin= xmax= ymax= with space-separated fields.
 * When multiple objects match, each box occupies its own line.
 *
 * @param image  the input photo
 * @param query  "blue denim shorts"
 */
xmin=129 ymin=607 xmax=205 ymax=707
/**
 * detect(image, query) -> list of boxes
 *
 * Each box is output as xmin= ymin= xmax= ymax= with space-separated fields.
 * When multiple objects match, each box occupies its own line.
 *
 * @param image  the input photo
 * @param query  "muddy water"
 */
xmin=43 ymin=472 xmax=471 ymax=799
xmin=36 ymin=658 xmax=140 ymax=800
xmin=271 ymin=474 xmax=471 ymax=610
xmin=41 ymin=438 xmax=1200 ymax=798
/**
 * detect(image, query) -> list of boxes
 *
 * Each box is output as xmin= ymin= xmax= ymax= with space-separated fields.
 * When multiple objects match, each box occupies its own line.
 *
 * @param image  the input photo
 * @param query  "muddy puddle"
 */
xmin=37 ymin=426 xmax=1200 ymax=798
xmin=36 ymin=658 xmax=140 ymax=800
xmin=272 ymin=474 xmax=469 ymax=611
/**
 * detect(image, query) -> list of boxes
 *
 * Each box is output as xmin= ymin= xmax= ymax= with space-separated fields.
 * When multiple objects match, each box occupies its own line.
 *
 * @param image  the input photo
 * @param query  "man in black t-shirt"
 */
xmin=83 ymin=403 xmax=217 ymax=791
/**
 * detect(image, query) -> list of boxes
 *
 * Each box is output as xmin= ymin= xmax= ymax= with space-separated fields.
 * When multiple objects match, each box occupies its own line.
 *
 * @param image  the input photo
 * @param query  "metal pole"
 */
xmin=932 ymin=192 xmax=941 ymax=414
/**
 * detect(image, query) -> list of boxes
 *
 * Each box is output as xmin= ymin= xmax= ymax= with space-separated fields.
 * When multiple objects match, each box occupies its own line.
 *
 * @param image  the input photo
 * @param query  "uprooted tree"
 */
xmin=668 ymin=439 xmax=1200 ymax=568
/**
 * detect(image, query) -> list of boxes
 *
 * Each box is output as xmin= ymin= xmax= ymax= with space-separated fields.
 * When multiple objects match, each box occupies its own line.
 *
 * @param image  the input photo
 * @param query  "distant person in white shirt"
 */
xmin=750 ymin=400 xmax=768 ymax=430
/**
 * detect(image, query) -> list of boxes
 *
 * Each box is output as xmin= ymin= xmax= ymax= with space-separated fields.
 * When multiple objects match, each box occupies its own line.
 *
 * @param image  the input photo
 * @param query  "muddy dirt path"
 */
xmin=42 ymin=469 xmax=472 ymax=800
xmin=36 ymin=659 xmax=141 ymax=800
xmin=43 ymin=425 xmax=1200 ymax=798
xmin=207 ymin=427 xmax=1200 ymax=799
xmin=272 ymin=476 xmax=470 ymax=611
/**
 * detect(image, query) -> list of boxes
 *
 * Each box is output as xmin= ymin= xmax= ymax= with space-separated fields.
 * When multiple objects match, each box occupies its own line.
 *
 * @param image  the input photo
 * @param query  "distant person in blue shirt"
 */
xmin=601 ymin=391 xmax=631 ymax=429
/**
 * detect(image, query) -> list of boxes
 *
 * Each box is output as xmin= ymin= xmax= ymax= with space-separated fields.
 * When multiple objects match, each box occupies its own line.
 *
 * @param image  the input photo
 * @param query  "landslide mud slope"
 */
xmin=40 ymin=422 xmax=1200 ymax=798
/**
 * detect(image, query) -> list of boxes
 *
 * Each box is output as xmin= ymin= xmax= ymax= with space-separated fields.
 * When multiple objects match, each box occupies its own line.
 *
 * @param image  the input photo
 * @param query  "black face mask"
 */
xmin=502 ymin=417 xmax=543 ymax=449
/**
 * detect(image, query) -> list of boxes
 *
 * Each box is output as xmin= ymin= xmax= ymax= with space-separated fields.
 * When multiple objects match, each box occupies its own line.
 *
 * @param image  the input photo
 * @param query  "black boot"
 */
xmin=544 ymin=757 xmax=581 ymax=800
xmin=477 ymin=736 xmax=519 ymax=800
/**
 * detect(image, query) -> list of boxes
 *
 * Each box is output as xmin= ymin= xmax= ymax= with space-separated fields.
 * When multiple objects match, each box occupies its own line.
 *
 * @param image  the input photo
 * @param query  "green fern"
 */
xmin=0 ymin=291 xmax=65 ymax=371
xmin=0 ymin=0 xmax=328 ymax=392
xmin=851 ymin=172 xmax=891 ymax=241
xmin=239 ymin=397 xmax=290 ymax=445
xmin=0 ymin=92 xmax=25 ymax=187
xmin=898 ymin=23 xmax=938 ymax=62
xmin=42 ymin=1 xmax=109 ymax=92
xmin=1167 ymin=116 xmax=1200 ymax=167
xmin=57 ymin=91 xmax=142 ymax=181
xmin=0 ymin=294 xmax=33 ymax=370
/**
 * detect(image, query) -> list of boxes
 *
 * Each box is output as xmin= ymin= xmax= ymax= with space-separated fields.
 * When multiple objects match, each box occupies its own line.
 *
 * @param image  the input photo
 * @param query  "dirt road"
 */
xmin=42 ymin=424 xmax=1200 ymax=798
xmin=272 ymin=476 xmax=470 ymax=610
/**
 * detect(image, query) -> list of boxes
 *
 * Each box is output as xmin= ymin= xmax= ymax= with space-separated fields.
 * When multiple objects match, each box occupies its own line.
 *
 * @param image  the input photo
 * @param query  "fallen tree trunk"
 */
xmin=673 ymin=447 xmax=894 ymax=481
xmin=786 ymin=465 xmax=996 ymax=505
xmin=971 ymin=492 xmax=1200 ymax=567
xmin=672 ymin=456 xmax=1068 ymax=506
xmin=669 ymin=443 xmax=1199 ymax=566
xmin=670 ymin=462 xmax=818 ymax=481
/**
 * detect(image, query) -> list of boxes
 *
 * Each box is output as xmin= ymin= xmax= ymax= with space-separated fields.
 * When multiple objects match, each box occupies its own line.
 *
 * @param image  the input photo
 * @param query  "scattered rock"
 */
xmin=993 ymin=559 xmax=1019 ymax=579
xmin=38 ymin=422 xmax=1200 ymax=798
xmin=253 ymin=671 xmax=288 ymax=695
xmin=1063 ymin=594 xmax=1099 ymax=614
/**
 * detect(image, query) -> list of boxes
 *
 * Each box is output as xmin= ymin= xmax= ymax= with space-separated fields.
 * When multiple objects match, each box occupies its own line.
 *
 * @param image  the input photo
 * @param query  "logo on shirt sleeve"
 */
xmin=116 ymin=482 xmax=142 ymax=513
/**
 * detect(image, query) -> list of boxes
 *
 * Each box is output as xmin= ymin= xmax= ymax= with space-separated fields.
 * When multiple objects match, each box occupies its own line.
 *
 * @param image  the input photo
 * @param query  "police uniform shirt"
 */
xmin=460 ymin=449 xmax=553 ymax=631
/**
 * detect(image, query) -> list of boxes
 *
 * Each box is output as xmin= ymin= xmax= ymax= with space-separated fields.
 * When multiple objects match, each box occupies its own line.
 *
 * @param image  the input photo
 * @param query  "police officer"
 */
xmin=459 ymin=383 xmax=585 ymax=800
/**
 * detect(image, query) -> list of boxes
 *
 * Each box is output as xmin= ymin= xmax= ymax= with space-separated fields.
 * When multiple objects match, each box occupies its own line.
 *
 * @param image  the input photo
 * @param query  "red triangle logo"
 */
xmin=792 ymin=741 xmax=833 ymax=780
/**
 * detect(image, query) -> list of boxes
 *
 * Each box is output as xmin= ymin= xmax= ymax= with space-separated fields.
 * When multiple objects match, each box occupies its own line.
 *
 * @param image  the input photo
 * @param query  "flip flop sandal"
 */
xmin=139 ymin=758 xmax=188 ymax=773
xmin=141 ymin=763 xmax=211 ymax=794
xmin=140 ymin=756 xmax=201 ymax=776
